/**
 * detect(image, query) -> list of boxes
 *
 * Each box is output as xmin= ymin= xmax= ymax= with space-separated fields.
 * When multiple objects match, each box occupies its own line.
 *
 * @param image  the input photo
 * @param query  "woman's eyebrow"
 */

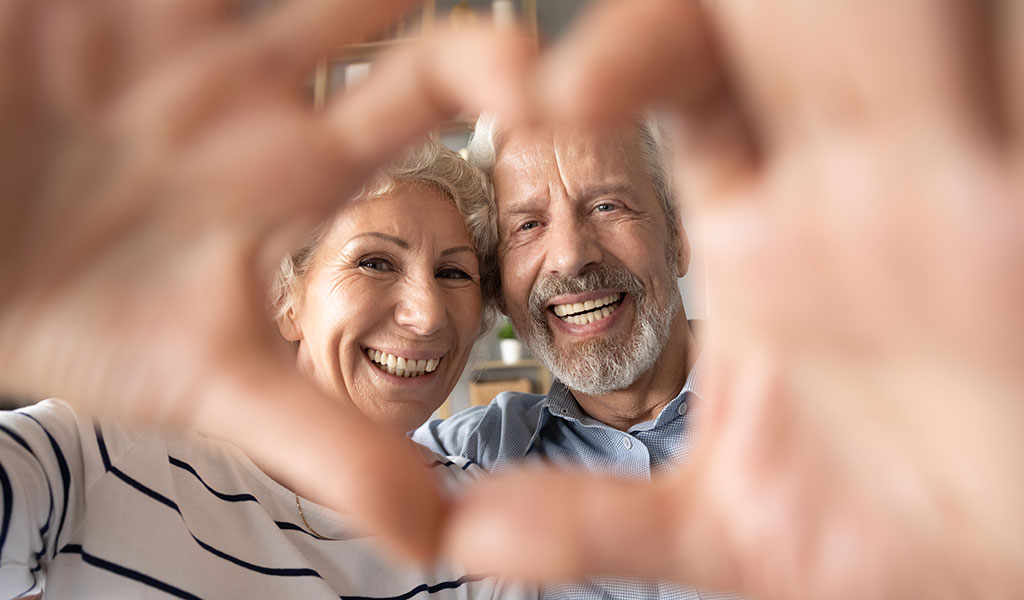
xmin=349 ymin=232 xmax=409 ymax=249
xmin=441 ymin=246 xmax=474 ymax=257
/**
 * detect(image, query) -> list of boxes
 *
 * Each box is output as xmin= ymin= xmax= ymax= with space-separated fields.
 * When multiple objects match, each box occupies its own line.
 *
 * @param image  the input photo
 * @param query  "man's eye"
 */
xmin=437 ymin=268 xmax=471 ymax=280
xmin=359 ymin=258 xmax=393 ymax=272
xmin=595 ymin=203 xmax=616 ymax=212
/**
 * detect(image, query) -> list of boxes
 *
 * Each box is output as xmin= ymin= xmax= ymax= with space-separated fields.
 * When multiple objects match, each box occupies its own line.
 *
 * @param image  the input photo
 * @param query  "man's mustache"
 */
xmin=528 ymin=266 xmax=646 ymax=323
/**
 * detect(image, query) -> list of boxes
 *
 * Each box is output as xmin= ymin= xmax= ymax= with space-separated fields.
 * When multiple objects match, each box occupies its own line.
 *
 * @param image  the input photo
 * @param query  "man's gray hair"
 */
xmin=271 ymin=140 xmax=498 ymax=333
xmin=463 ymin=112 xmax=681 ymax=311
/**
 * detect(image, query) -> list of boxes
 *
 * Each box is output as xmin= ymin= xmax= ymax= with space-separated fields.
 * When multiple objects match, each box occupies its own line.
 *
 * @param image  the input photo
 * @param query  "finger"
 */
xmin=37 ymin=0 xmax=125 ymax=113
xmin=445 ymin=470 xmax=712 ymax=583
xmin=999 ymin=0 xmax=1024 ymax=149
xmin=533 ymin=0 xmax=760 ymax=206
xmin=0 ymin=0 xmax=41 ymax=293
xmin=708 ymin=0 xmax=1000 ymax=147
xmin=244 ymin=0 xmax=423 ymax=83
xmin=0 ymin=0 xmax=38 ymax=107
xmin=194 ymin=354 xmax=448 ymax=560
xmin=325 ymin=26 xmax=534 ymax=174
xmin=535 ymin=0 xmax=721 ymax=124
xmin=667 ymin=89 xmax=761 ymax=211
xmin=126 ymin=0 xmax=244 ymax=67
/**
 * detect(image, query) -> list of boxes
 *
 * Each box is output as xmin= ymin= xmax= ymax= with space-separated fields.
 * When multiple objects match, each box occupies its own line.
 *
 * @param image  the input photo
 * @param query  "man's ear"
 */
xmin=276 ymin=307 xmax=303 ymax=342
xmin=674 ymin=225 xmax=691 ymax=278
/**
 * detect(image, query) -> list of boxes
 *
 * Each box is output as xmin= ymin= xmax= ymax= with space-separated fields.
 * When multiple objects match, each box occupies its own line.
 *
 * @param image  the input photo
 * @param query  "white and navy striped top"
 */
xmin=414 ymin=357 xmax=743 ymax=600
xmin=0 ymin=399 xmax=533 ymax=600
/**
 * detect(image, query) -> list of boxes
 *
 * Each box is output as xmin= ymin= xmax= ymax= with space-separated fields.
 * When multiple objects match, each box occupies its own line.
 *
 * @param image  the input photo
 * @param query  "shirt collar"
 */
xmin=538 ymin=353 xmax=706 ymax=434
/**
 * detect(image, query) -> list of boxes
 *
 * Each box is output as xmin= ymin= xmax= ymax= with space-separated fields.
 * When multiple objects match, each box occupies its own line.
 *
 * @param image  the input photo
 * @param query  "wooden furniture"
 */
xmin=469 ymin=377 xmax=532 ymax=407
xmin=470 ymin=359 xmax=550 ymax=395
xmin=437 ymin=358 xmax=551 ymax=418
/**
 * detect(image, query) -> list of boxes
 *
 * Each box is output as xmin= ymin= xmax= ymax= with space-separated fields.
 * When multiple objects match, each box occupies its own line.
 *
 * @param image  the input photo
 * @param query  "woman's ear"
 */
xmin=276 ymin=307 xmax=303 ymax=342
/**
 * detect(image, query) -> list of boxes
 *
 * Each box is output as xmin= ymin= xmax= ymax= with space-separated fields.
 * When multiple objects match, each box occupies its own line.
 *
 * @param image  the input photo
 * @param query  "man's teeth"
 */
xmin=366 ymin=349 xmax=439 ymax=378
xmin=560 ymin=306 xmax=616 ymax=325
xmin=551 ymin=293 xmax=624 ymax=324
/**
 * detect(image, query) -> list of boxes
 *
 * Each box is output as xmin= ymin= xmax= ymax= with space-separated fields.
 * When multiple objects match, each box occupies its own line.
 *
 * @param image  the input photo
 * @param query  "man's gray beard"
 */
xmin=516 ymin=265 xmax=682 ymax=396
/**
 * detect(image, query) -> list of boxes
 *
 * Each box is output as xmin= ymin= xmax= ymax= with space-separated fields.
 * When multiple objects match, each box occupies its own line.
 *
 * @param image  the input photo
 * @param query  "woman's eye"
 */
xmin=358 ymin=258 xmax=393 ymax=272
xmin=519 ymin=221 xmax=540 ymax=232
xmin=437 ymin=267 xmax=472 ymax=280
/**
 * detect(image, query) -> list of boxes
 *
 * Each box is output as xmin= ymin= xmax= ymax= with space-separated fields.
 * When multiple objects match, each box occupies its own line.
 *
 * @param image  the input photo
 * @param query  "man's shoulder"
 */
xmin=448 ymin=390 xmax=547 ymax=430
xmin=411 ymin=390 xmax=550 ymax=469
xmin=490 ymin=389 xmax=549 ymax=414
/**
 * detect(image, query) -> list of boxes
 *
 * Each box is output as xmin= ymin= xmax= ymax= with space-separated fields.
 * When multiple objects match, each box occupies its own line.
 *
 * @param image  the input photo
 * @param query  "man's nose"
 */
xmin=395 ymin=277 xmax=447 ymax=337
xmin=546 ymin=215 xmax=603 ymax=276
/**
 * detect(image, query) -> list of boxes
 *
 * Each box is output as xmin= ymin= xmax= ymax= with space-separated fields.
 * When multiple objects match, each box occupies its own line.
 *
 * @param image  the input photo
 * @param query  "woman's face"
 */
xmin=280 ymin=184 xmax=483 ymax=433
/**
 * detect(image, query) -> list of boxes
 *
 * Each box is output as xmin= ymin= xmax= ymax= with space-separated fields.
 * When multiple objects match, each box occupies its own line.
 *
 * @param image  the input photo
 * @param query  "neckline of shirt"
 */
xmin=541 ymin=353 xmax=705 ymax=433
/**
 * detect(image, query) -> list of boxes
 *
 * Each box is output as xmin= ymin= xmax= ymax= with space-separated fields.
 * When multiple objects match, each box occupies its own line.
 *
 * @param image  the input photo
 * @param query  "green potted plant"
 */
xmin=497 ymin=319 xmax=522 ymax=364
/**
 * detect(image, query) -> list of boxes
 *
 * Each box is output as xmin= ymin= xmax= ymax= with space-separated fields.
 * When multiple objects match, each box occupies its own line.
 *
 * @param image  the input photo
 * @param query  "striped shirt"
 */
xmin=414 ymin=358 xmax=742 ymax=600
xmin=0 ymin=399 xmax=533 ymax=600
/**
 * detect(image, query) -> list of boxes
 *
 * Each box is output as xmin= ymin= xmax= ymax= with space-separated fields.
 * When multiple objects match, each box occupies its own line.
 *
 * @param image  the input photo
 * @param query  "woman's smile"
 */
xmin=364 ymin=347 xmax=444 ymax=378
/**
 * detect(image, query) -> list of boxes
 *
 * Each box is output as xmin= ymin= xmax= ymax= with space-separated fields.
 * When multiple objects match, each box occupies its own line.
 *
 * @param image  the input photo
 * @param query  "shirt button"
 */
xmin=677 ymin=402 xmax=689 ymax=416
xmin=622 ymin=436 xmax=633 ymax=450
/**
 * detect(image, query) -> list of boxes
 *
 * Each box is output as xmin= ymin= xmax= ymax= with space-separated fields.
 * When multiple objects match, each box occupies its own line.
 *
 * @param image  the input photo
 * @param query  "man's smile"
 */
xmin=549 ymin=292 xmax=625 ymax=325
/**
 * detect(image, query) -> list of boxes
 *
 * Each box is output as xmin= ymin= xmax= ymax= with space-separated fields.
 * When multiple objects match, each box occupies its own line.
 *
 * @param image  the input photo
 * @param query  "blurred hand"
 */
xmin=446 ymin=0 xmax=1024 ymax=597
xmin=0 ymin=0 xmax=529 ymax=558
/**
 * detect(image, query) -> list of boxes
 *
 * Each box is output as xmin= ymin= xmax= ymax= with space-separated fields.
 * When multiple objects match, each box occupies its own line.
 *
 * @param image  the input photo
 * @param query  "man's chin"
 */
xmin=552 ymin=332 xmax=628 ymax=358
xmin=550 ymin=343 xmax=633 ymax=384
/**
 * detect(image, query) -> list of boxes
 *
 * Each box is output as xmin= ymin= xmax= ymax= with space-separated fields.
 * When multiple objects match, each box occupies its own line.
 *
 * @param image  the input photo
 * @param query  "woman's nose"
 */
xmin=394 ymin=278 xmax=447 ymax=336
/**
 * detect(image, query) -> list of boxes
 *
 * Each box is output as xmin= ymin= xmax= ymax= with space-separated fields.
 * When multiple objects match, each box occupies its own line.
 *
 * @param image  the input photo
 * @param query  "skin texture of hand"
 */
xmin=445 ymin=0 xmax=1024 ymax=597
xmin=0 ymin=0 xmax=531 ymax=559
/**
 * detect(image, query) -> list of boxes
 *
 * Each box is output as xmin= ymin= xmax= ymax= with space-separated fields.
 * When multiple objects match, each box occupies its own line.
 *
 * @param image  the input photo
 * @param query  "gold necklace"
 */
xmin=294 ymin=493 xmax=341 ymax=541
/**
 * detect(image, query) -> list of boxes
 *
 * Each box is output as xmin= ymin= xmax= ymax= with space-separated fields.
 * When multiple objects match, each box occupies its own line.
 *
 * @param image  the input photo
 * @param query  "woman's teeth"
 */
xmin=551 ymin=293 xmax=624 ymax=325
xmin=366 ymin=349 xmax=439 ymax=378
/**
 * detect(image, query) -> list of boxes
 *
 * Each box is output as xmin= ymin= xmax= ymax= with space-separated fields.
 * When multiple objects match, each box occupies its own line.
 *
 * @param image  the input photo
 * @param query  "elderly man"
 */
xmin=413 ymin=115 xmax=723 ymax=600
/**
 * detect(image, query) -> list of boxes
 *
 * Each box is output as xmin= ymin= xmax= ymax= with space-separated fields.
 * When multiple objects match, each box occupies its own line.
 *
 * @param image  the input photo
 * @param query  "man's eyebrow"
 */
xmin=577 ymin=182 xmax=636 ymax=199
xmin=498 ymin=182 xmax=637 ymax=219
xmin=441 ymin=245 xmax=475 ymax=257
xmin=500 ymin=204 xmax=541 ymax=217
xmin=349 ymin=232 xmax=409 ymax=249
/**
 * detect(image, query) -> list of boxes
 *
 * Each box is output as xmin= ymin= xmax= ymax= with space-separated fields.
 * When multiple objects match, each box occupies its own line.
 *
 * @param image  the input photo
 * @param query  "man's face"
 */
xmin=493 ymin=125 xmax=688 ymax=395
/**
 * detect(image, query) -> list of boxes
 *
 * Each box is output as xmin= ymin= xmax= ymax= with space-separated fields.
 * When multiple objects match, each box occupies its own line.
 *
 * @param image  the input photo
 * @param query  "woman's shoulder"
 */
xmin=410 ymin=442 xmax=487 ymax=489
xmin=2 ymin=399 xmax=147 ymax=463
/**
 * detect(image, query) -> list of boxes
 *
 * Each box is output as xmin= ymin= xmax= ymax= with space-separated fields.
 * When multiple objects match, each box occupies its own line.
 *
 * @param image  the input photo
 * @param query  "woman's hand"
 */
xmin=446 ymin=1 xmax=1024 ymax=597
xmin=0 ymin=0 xmax=530 ymax=559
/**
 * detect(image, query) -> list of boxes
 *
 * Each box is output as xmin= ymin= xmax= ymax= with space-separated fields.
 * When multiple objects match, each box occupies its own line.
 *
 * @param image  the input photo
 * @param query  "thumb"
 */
xmin=443 ymin=467 xmax=726 ymax=586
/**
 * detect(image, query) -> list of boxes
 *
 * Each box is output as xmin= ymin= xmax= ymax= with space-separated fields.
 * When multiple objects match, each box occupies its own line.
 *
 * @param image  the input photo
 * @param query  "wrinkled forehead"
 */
xmin=316 ymin=185 xmax=469 ymax=254
xmin=491 ymin=124 xmax=650 ymax=207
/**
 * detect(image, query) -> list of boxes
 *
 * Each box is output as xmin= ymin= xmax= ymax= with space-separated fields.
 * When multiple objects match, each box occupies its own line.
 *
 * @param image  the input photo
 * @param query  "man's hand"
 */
xmin=446 ymin=1 xmax=1024 ymax=597
xmin=0 ymin=0 xmax=529 ymax=558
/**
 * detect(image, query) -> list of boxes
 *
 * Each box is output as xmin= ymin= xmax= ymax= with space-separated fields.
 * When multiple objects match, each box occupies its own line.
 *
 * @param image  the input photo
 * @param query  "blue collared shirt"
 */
xmin=413 ymin=357 xmax=705 ymax=479
xmin=414 ymin=358 xmax=740 ymax=600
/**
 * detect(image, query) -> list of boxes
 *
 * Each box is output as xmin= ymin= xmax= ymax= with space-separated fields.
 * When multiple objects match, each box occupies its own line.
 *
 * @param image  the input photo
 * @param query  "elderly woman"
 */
xmin=0 ymin=141 xmax=524 ymax=600
xmin=271 ymin=141 xmax=496 ymax=436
